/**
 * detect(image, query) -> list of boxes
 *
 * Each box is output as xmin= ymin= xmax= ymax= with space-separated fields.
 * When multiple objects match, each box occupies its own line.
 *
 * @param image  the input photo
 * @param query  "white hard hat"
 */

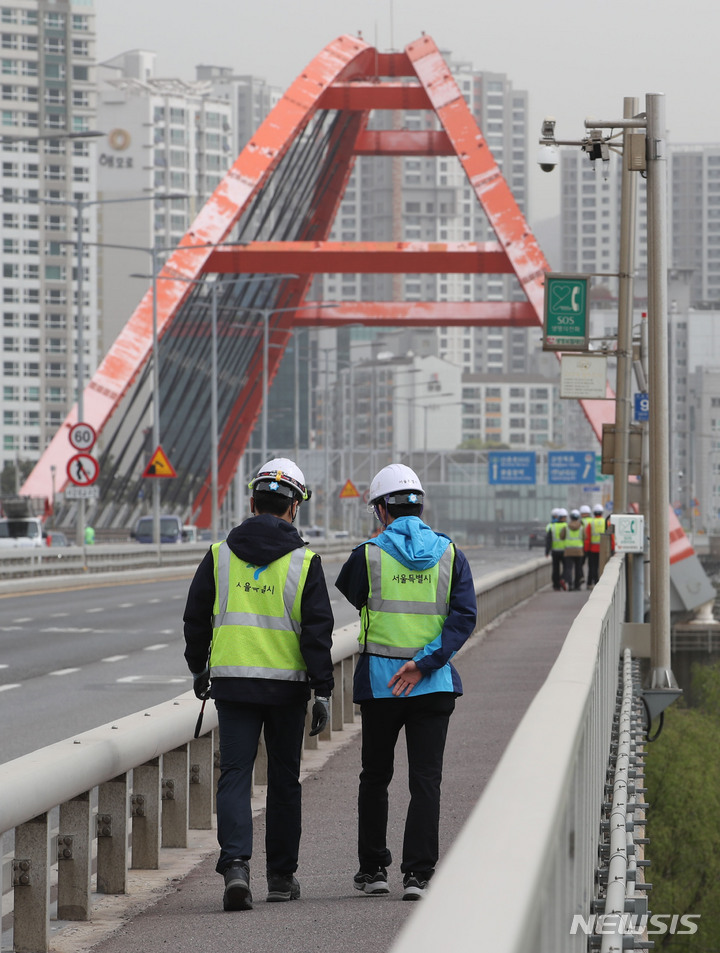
xmin=368 ymin=464 xmax=424 ymax=505
xmin=558 ymin=507 xmax=569 ymax=518
xmin=551 ymin=507 xmax=560 ymax=517
xmin=248 ymin=457 xmax=309 ymax=501
xmin=570 ymin=509 xmax=581 ymax=520
xmin=593 ymin=503 xmax=605 ymax=515
xmin=579 ymin=504 xmax=591 ymax=515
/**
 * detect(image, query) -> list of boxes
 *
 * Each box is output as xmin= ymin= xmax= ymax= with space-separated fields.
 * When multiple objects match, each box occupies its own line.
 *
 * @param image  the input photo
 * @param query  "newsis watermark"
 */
xmin=570 ymin=913 xmax=700 ymax=937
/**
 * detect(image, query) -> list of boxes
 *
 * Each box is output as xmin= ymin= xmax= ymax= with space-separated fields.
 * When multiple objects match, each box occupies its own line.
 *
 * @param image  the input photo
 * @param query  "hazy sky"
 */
xmin=96 ymin=0 xmax=716 ymax=224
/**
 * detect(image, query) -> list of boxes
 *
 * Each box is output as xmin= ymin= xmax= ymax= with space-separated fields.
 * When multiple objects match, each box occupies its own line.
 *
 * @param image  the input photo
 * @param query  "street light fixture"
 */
xmin=131 ymin=273 xmax=298 ymax=543
xmin=538 ymin=95 xmax=679 ymax=709
xmin=52 ymin=193 xmax=189 ymax=547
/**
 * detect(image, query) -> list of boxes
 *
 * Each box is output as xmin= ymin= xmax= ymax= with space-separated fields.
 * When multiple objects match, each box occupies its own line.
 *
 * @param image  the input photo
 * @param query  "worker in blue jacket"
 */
xmin=335 ymin=464 xmax=477 ymax=901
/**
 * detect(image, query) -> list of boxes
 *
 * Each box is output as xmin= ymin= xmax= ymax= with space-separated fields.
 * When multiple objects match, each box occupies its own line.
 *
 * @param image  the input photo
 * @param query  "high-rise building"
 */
xmin=0 ymin=0 xmax=97 ymax=477
xmin=96 ymin=50 xmax=233 ymax=354
xmin=560 ymin=142 xmax=720 ymax=310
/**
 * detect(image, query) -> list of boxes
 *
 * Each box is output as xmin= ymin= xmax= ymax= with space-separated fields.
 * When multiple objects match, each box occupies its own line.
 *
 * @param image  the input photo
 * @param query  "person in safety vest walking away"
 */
xmin=546 ymin=507 xmax=567 ymax=590
xmin=561 ymin=508 xmax=585 ymax=590
xmin=183 ymin=458 xmax=334 ymax=912
xmin=585 ymin=503 xmax=607 ymax=588
xmin=335 ymin=464 xmax=477 ymax=901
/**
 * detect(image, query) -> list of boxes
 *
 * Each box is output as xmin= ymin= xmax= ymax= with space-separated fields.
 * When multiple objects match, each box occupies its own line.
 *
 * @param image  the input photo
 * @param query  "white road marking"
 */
xmin=0 ymin=664 xmax=7 ymax=669
xmin=0 ymin=684 xmax=21 ymax=692
xmin=86 ymin=607 xmax=104 ymax=614
xmin=13 ymin=617 xmax=32 ymax=623
xmin=118 ymin=603 xmax=134 ymax=608
xmin=49 ymin=668 xmax=81 ymax=676
xmin=117 ymin=675 xmax=188 ymax=685
xmin=0 ymin=627 xmax=23 ymax=632
xmin=41 ymin=627 xmax=94 ymax=633
xmin=147 ymin=598 xmax=161 ymax=604
xmin=102 ymin=655 xmax=128 ymax=663
xmin=144 ymin=644 xmax=168 ymax=651
xmin=50 ymin=612 xmax=69 ymax=618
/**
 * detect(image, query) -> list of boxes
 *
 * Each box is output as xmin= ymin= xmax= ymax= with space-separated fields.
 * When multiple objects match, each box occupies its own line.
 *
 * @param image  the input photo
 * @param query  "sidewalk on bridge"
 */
xmin=52 ymin=587 xmax=589 ymax=953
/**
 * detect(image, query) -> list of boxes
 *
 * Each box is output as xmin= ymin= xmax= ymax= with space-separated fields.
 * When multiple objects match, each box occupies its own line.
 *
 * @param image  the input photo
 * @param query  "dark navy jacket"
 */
xmin=183 ymin=514 xmax=334 ymax=705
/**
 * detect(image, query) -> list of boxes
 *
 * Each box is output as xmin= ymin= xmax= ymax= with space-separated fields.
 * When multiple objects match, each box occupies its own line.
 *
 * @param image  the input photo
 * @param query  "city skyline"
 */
xmin=96 ymin=0 xmax=720 ymax=224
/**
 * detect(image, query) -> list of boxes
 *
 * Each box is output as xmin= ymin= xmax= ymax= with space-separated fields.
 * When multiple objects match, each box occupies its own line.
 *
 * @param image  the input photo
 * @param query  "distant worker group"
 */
xmin=545 ymin=503 xmax=609 ymax=591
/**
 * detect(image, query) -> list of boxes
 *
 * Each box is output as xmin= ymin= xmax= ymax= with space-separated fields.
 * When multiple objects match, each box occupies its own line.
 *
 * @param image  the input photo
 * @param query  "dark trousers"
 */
xmin=586 ymin=551 xmax=600 ymax=587
xmin=358 ymin=693 xmax=455 ymax=876
xmin=551 ymin=551 xmax=564 ymax=589
xmin=215 ymin=699 xmax=306 ymax=876
xmin=563 ymin=554 xmax=583 ymax=590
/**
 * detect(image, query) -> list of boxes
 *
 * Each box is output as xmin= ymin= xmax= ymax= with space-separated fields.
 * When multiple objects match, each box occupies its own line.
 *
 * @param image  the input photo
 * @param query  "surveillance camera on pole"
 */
xmin=537 ymin=116 xmax=559 ymax=172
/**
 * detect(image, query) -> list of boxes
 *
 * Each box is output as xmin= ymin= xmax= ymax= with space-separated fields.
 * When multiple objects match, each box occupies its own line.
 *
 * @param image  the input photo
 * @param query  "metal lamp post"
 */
xmin=50 ymin=192 xmax=188 ymax=547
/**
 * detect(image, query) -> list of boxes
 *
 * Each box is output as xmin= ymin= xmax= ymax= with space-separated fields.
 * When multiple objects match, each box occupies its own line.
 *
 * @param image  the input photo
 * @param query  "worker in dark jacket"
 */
xmin=184 ymin=458 xmax=334 ymax=912
xmin=335 ymin=464 xmax=477 ymax=901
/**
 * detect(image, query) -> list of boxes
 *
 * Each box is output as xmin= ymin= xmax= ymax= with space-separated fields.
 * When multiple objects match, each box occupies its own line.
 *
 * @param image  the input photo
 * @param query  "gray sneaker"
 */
xmin=402 ymin=872 xmax=429 ymax=901
xmin=353 ymin=866 xmax=389 ymax=895
xmin=266 ymin=872 xmax=300 ymax=902
xmin=223 ymin=861 xmax=252 ymax=911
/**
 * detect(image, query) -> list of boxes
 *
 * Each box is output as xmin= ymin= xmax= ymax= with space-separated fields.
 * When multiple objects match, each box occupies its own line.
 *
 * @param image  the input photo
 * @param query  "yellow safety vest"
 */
xmin=359 ymin=544 xmax=454 ymax=658
xmin=590 ymin=516 xmax=606 ymax=546
xmin=563 ymin=525 xmax=584 ymax=557
xmin=210 ymin=541 xmax=313 ymax=682
xmin=549 ymin=522 xmax=566 ymax=551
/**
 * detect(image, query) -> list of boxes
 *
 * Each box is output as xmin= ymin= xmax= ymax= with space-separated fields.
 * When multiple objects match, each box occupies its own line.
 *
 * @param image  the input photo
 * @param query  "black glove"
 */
xmin=309 ymin=696 xmax=329 ymax=736
xmin=192 ymin=667 xmax=211 ymax=700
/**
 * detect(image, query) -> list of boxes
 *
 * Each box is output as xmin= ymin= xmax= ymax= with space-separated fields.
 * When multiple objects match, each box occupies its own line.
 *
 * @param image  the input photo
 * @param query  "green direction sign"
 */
xmin=543 ymin=273 xmax=589 ymax=350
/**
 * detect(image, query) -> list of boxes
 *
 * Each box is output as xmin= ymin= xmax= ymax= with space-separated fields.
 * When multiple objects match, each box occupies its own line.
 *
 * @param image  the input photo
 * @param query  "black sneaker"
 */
xmin=353 ymin=866 xmax=389 ymax=895
xmin=266 ymin=872 xmax=301 ymax=902
xmin=223 ymin=860 xmax=252 ymax=911
xmin=402 ymin=872 xmax=429 ymax=901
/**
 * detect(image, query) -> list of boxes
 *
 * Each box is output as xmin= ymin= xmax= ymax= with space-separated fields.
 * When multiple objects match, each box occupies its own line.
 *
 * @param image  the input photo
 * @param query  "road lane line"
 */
xmin=144 ymin=644 xmax=168 ymax=651
xmin=0 ymin=684 xmax=21 ymax=692
xmin=102 ymin=655 xmax=128 ymax=663
xmin=49 ymin=668 xmax=81 ymax=676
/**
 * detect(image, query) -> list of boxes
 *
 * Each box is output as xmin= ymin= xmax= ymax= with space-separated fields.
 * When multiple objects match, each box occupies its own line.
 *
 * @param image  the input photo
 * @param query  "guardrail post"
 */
xmin=189 ymin=734 xmax=214 ymax=830
xmin=13 ymin=812 xmax=50 ymax=953
xmin=161 ymin=745 xmax=189 ymax=848
xmin=58 ymin=791 xmax=92 ymax=920
xmin=331 ymin=661 xmax=343 ymax=731
xmin=97 ymin=774 xmax=129 ymax=894
xmin=342 ymin=656 xmax=355 ymax=724
xmin=132 ymin=759 xmax=161 ymax=869
xmin=254 ymin=734 xmax=268 ymax=786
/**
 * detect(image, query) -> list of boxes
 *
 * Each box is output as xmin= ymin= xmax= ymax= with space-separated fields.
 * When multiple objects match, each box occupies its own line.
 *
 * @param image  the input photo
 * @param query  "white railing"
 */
xmin=0 ymin=556 xmax=551 ymax=952
xmin=0 ymin=539 xmax=361 ymax=580
xmin=389 ymin=554 xmax=626 ymax=953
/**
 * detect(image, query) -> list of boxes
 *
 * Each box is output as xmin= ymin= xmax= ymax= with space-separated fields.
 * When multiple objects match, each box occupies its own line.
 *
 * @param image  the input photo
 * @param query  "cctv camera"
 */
xmin=537 ymin=143 xmax=559 ymax=173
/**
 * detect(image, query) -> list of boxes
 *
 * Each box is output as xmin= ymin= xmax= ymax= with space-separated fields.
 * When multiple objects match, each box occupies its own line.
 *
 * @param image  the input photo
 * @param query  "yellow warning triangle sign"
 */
xmin=339 ymin=479 xmax=360 ymax=499
xmin=143 ymin=444 xmax=177 ymax=478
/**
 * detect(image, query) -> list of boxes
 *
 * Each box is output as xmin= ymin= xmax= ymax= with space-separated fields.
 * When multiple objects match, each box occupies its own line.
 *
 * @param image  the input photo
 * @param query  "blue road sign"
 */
xmin=548 ymin=451 xmax=596 ymax=485
xmin=488 ymin=451 xmax=536 ymax=485
xmin=634 ymin=392 xmax=649 ymax=422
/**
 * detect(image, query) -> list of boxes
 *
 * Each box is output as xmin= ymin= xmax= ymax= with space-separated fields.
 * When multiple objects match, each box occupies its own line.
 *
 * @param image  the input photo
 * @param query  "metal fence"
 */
xmin=0 ymin=556 xmax=550 ymax=952
xmin=390 ymin=554 xmax=627 ymax=953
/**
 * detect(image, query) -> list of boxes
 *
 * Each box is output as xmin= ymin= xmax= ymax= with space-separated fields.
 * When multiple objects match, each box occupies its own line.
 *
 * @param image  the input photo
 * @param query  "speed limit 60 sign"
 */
xmin=69 ymin=422 xmax=97 ymax=451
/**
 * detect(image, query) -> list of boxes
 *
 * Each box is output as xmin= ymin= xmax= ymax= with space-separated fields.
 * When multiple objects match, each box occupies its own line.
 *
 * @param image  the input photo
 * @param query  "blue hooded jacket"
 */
xmin=335 ymin=517 xmax=477 ymax=701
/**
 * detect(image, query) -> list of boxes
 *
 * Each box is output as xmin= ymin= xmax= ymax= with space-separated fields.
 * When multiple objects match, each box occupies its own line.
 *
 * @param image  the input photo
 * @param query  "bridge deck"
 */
xmin=54 ymin=587 xmax=589 ymax=953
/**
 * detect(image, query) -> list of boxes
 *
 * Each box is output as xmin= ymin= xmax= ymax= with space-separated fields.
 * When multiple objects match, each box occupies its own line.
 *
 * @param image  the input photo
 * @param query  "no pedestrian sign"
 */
xmin=67 ymin=453 xmax=99 ymax=487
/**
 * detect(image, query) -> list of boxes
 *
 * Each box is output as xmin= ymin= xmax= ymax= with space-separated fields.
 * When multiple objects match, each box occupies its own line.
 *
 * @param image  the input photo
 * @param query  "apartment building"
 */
xmin=1 ymin=0 xmax=97 ymax=475
xmin=96 ymin=49 xmax=233 ymax=353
